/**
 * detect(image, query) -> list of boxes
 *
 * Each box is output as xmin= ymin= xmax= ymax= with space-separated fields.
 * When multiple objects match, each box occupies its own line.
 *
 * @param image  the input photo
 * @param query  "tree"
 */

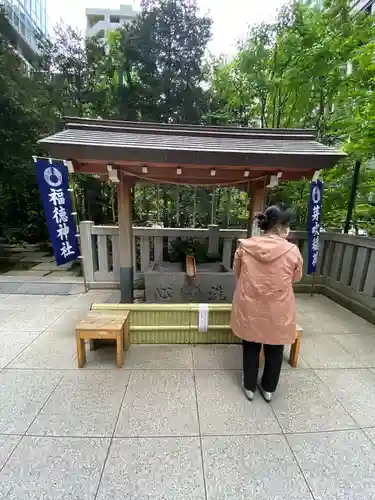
xmin=0 ymin=11 xmax=51 ymax=242
xmin=208 ymin=0 xmax=375 ymax=231
xmin=104 ymin=0 xmax=213 ymax=123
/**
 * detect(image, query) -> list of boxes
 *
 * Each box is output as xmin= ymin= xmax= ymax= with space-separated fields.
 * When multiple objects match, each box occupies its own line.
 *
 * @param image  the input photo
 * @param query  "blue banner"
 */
xmin=307 ymin=179 xmax=324 ymax=275
xmin=34 ymin=158 xmax=80 ymax=266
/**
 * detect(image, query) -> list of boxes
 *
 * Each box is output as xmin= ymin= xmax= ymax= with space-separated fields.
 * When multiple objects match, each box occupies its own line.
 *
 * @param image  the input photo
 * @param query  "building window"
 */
xmin=110 ymin=15 xmax=120 ymax=23
xmin=88 ymin=14 xmax=105 ymax=28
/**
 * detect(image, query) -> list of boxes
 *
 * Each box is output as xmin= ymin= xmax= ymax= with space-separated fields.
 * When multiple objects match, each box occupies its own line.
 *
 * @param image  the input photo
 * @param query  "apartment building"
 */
xmin=1 ymin=0 xmax=48 ymax=69
xmin=85 ymin=3 xmax=138 ymax=43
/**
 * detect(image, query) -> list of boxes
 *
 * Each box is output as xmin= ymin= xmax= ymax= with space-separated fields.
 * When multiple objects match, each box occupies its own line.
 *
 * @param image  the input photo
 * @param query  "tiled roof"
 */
xmin=38 ymin=118 xmax=345 ymax=174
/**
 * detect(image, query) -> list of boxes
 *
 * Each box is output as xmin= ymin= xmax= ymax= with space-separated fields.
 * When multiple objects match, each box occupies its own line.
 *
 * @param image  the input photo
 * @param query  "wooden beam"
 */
xmin=247 ymin=178 xmax=267 ymax=237
xmin=118 ymin=173 xmax=134 ymax=303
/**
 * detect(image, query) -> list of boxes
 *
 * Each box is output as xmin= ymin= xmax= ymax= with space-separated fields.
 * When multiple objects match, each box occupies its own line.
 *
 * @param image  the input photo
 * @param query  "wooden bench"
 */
xmin=259 ymin=324 xmax=303 ymax=368
xmin=75 ymin=311 xmax=130 ymax=368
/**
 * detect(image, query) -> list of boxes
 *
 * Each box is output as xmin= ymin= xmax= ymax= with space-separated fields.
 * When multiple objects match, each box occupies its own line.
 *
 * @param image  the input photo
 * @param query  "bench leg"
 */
xmin=123 ymin=321 xmax=131 ymax=351
xmin=76 ymin=337 xmax=86 ymax=368
xmin=289 ymin=332 xmax=301 ymax=368
xmin=116 ymin=332 xmax=124 ymax=368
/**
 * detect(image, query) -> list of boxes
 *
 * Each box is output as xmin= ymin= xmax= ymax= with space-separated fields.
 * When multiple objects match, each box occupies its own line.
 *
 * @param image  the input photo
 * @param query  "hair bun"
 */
xmin=254 ymin=204 xmax=293 ymax=233
xmin=256 ymin=213 xmax=268 ymax=231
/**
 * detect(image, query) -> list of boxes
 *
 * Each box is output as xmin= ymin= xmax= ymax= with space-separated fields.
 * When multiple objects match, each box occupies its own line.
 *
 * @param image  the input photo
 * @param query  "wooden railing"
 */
xmin=79 ymin=222 xmax=375 ymax=313
xmin=317 ymin=232 xmax=375 ymax=311
xmin=79 ymin=222 xmax=248 ymax=283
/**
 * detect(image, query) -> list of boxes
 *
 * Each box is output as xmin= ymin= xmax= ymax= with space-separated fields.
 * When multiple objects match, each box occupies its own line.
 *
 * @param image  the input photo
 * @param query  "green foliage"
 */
xmin=0 ymin=11 xmax=50 ymax=242
xmin=208 ymin=0 xmax=375 ymax=233
xmin=169 ymin=237 xmax=220 ymax=263
xmin=1 ymin=0 xmax=375 ymax=242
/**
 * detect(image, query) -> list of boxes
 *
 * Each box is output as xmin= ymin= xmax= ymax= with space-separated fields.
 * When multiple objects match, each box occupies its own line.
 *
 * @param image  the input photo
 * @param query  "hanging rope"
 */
xmin=192 ymin=186 xmax=197 ymax=227
xmin=176 ymin=185 xmax=180 ymax=226
xmin=226 ymin=188 xmax=231 ymax=228
xmin=211 ymin=186 xmax=216 ymax=225
xmin=156 ymin=184 xmax=160 ymax=224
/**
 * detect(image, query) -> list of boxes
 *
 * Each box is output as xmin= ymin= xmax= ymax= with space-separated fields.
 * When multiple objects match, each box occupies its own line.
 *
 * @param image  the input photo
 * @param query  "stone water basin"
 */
xmin=144 ymin=261 xmax=235 ymax=303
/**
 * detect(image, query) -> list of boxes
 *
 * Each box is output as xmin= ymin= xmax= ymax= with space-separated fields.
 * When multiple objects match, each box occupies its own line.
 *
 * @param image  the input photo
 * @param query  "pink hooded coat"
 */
xmin=230 ymin=234 xmax=303 ymax=345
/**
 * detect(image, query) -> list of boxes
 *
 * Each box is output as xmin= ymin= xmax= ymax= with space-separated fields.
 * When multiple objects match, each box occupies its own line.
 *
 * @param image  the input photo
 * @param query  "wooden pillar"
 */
xmin=226 ymin=188 xmax=231 ymax=228
xmin=208 ymin=225 xmax=219 ymax=256
xmin=118 ymin=174 xmax=133 ymax=303
xmin=247 ymin=179 xmax=267 ymax=237
xmin=192 ymin=187 xmax=197 ymax=227
xmin=176 ymin=185 xmax=180 ymax=226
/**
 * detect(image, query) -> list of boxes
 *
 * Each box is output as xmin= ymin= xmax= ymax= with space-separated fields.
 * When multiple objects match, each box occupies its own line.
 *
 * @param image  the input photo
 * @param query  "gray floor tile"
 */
xmin=105 ymin=291 xmax=121 ymax=303
xmin=9 ymin=331 xmax=77 ymax=369
xmin=288 ymin=430 xmax=375 ymax=500
xmin=0 ymin=369 xmax=63 ymax=434
xmin=333 ymin=334 xmax=375 ymax=367
xmin=0 ymin=308 xmax=23 ymax=326
xmin=0 ymin=435 xmax=20 ymax=470
xmin=0 ymin=330 xmax=42 ymax=368
xmin=0 ymin=294 xmax=49 ymax=307
xmin=203 ymin=434 xmax=313 ymax=500
xmin=116 ymin=370 xmax=199 ymax=436
xmin=330 ymin=309 xmax=375 ymax=334
xmin=0 ymin=309 xmax=64 ymax=332
xmin=0 ymin=283 xmax=23 ymax=294
xmin=83 ymin=345 xmax=132 ymax=370
xmin=298 ymin=312 xmax=353 ymax=334
xmin=0 ymin=436 xmax=110 ymax=500
xmin=192 ymin=344 xmax=309 ymax=371
xmin=363 ymin=427 xmax=375 ymax=444
xmin=28 ymin=371 xmax=130 ymax=437
xmin=317 ymin=369 xmax=375 ymax=427
xmin=271 ymin=370 xmax=357 ymax=433
xmin=33 ymin=294 xmax=82 ymax=311
xmin=195 ymin=370 xmax=281 ymax=435
xmin=14 ymin=283 xmax=72 ymax=295
xmin=281 ymin=344 xmax=310 ymax=370
xmin=300 ymin=334 xmax=363 ymax=368
xmin=126 ymin=344 xmax=193 ymax=369
xmin=301 ymin=308 xmax=375 ymax=335
xmin=97 ymin=437 xmax=205 ymax=500
xmin=69 ymin=291 xmax=115 ymax=310
xmin=48 ymin=308 xmax=88 ymax=334
xmin=193 ymin=345 xmax=241 ymax=369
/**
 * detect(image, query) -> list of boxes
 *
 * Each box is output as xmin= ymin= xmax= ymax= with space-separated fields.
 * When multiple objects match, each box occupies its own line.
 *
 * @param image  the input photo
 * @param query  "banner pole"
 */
xmin=65 ymin=161 xmax=88 ymax=293
xmin=310 ymin=272 xmax=316 ymax=297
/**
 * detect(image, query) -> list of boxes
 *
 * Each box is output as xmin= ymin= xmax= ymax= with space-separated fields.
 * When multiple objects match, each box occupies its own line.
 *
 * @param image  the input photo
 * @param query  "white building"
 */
xmin=85 ymin=3 xmax=138 ymax=42
xmin=1 ymin=0 xmax=48 ymax=70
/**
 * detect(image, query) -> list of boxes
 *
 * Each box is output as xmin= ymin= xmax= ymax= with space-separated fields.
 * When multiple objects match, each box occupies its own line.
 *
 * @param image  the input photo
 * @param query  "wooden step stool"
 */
xmin=75 ymin=311 xmax=130 ymax=368
xmin=259 ymin=324 xmax=303 ymax=368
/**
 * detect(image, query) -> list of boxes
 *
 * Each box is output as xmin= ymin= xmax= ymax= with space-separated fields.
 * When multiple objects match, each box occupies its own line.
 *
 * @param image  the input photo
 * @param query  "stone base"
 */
xmin=196 ymin=273 xmax=236 ymax=302
xmin=145 ymin=261 xmax=236 ymax=304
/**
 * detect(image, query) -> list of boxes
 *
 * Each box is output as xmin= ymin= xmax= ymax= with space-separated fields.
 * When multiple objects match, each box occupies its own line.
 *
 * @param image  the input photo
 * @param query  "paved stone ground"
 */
xmin=0 ymin=292 xmax=375 ymax=499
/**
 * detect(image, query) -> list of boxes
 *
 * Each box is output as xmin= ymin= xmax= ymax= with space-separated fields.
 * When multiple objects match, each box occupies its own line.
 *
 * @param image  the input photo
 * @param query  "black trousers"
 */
xmin=243 ymin=340 xmax=284 ymax=393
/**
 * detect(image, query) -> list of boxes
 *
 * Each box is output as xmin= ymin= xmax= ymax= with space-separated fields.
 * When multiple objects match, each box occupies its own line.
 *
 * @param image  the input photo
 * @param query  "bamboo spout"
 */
xmin=185 ymin=255 xmax=196 ymax=278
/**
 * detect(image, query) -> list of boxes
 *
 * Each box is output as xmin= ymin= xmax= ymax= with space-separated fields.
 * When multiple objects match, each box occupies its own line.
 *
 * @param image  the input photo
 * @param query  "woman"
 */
xmin=230 ymin=204 xmax=303 ymax=402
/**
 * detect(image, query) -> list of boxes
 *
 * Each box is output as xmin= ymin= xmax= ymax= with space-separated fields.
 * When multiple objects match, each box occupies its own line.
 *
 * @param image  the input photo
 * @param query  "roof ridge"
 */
xmin=65 ymin=121 xmax=317 ymax=141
